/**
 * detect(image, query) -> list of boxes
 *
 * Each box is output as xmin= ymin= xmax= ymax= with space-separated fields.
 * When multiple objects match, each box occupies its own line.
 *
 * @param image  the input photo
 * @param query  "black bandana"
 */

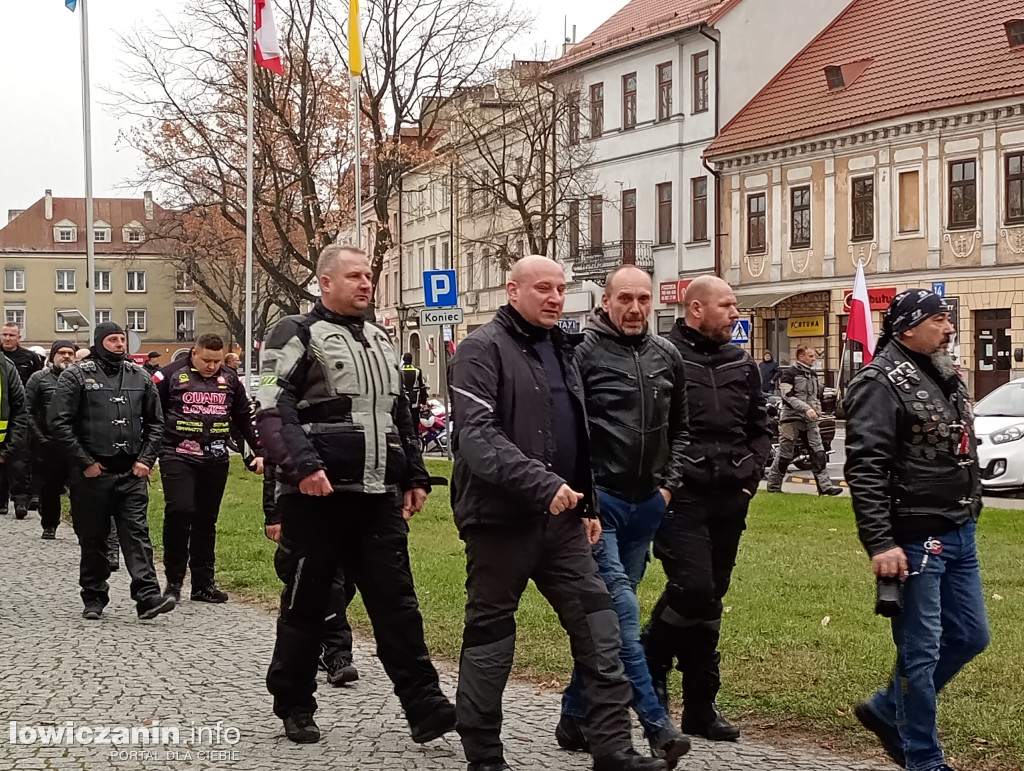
xmin=876 ymin=289 xmax=949 ymax=351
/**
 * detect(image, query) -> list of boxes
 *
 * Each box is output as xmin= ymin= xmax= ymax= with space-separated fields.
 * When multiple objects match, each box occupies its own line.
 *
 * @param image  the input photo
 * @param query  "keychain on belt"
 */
xmin=910 ymin=537 xmax=943 ymax=576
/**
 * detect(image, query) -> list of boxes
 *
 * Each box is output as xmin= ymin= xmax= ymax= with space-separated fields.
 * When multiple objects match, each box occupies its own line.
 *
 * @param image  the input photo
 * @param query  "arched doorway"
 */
xmin=172 ymin=347 xmax=191 ymax=362
xmin=408 ymin=333 xmax=421 ymax=368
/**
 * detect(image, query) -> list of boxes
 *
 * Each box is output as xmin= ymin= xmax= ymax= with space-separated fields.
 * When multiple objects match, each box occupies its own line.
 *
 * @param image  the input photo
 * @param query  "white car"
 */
xmin=975 ymin=377 xmax=1024 ymax=490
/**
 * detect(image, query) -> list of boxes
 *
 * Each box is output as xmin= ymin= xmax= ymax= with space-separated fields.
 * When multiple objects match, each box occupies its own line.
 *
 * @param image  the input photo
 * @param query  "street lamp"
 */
xmin=395 ymin=302 xmax=416 ymax=354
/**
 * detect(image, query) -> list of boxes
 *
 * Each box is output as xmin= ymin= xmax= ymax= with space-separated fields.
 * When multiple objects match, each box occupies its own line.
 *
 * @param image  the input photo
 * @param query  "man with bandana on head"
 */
xmin=844 ymin=289 xmax=988 ymax=771
xmin=25 ymin=340 xmax=78 ymax=539
xmin=49 ymin=322 xmax=175 ymax=621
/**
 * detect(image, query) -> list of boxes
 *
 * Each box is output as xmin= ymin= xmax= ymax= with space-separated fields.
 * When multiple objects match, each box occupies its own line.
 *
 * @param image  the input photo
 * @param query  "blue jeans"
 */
xmin=865 ymin=521 xmax=990 ymax=771
xmin=561 ymin=489 xmax=672 ymax=735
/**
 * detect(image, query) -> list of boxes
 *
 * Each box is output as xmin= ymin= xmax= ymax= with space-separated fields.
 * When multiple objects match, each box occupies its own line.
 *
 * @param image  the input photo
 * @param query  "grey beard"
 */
xmin=930 ymin=350 xmax=957 ymax=379
xmin=53 ymin=361 xmax=70 ymax=371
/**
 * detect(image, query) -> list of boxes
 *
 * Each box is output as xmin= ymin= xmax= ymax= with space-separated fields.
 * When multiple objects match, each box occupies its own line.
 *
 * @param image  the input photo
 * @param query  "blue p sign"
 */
xmin=424 ymin=270 xmax=458 ymax=307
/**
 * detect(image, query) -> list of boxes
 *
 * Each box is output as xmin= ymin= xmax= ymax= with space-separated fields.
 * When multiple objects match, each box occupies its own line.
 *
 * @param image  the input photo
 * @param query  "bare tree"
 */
xmin=114 ymin=0 xmax=362 ymax=325
xmin=319 ymin=0 xmax=531 ymax=314
xmin=445 ymin=62 xmax=596 ymax=268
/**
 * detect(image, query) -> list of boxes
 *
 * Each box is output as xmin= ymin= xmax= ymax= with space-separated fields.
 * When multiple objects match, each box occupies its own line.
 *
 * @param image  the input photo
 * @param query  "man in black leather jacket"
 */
xmin=556 ymin=265 xmax=690 ymax=765
xmin=845 ymin=289 xmax=988 ymax=771
xmin=449 ymin=255 xmax=665 ymax=771
xmin=49 ymin=322 xmax=174 ymax=622
xmin=642 ymin=276 xmax=771 ymax=742
xmin=25 ymin=340 xmax=77 ymax=538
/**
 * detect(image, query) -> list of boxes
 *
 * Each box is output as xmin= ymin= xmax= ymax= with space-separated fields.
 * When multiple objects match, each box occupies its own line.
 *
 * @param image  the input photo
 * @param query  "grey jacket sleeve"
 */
xmin=450 ymin=337 xmax=565 ymax=513
xmin=779 ymin=368 xmax=814 ymax=416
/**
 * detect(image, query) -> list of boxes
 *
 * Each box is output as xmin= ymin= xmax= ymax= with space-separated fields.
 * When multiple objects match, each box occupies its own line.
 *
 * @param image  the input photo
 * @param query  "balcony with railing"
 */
xmin=571 ymin=240 xmax=654 ymax=285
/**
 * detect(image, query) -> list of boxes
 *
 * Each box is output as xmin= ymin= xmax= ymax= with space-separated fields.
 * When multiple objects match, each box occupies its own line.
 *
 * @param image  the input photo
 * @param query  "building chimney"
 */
xmin=144 ymin=190 xmax=154 ymax=220
xmin=44 ymin=189 xmax=53 ymax=221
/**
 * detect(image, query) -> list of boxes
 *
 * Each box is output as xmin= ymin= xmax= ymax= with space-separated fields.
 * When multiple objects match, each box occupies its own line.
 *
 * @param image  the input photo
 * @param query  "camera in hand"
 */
xmin=875 ymin=577 xmax=903 ymax=617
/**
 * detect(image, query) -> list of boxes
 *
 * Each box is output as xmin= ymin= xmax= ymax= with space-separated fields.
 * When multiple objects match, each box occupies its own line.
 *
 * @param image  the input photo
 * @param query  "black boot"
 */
xmin=647 ymin=724 xmax=691 ymax=769
xmin=409 ymin=700 xmax=456 ymax=743
xmin=322 ymin=654 xmax=359 ymax=686
xmin=467 ymin=760 xmax=512 ymax=771
xmin=640 ymin=618 xmax=674 ymax=713
xmin=592 ymin=748 xmax=667 ymax=771
xmin=680 ymin=704 xmax=740 ymax=741
xmin=283 ymin=711 xmax=320 ymax=743
xmin=554 ymin=714 xmax=589 ymax=752
xmin=853 ymin=702 xmax=905 ymax=767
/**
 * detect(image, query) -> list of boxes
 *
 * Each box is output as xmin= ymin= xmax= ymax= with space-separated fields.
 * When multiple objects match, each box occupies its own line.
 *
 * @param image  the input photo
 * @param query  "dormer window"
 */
xmin=824 ymin=59 xmax=873 ymax=91
xmin=52 ymin=219 xmax=77 ymax=243
xmin=122 ymin=220 xmax=146 ymax=244
xmin=1007 ymin=20 xmax=1024 ymax=48
xmin=92 ymin=220 xmax=112 ymax=243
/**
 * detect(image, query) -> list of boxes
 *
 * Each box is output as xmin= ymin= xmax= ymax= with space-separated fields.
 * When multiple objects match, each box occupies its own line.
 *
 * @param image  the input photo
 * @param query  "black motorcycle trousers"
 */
xmin=457 ymin=513 xmax=633 ymax=763
xmin=35 ymin=441 xmax=70 ymax=530
xmin=644 ymin=486 xmax=749 ymax=720
xmin=266 ymin=490 xmax=447 ymax=721
xmin=69 ymin=469 xmax=162 ymax=607
xmin=160 ymin=457 xmax=231 ymax=589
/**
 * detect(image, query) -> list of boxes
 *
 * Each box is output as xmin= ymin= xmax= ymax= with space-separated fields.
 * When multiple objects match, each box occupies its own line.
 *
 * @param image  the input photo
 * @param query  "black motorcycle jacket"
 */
xmin=666 ymin=320 xmax=771 ymax=492
xmin=255 ymin=300 xmax=429 ymax=494
xmin=25 ymin=366 xmax=64 ymax=444
xmin=155 ymin=357 xmax=258 ymax=464
xmin=573 ymin=308 xmax=688 ymax=502
xmin=844 ymin=342 xmax=980 ymax=557
xmin=49 ymin=354 xmax=164 ymax=471
xmin=3 ymin=346 xmax=43 ymax=386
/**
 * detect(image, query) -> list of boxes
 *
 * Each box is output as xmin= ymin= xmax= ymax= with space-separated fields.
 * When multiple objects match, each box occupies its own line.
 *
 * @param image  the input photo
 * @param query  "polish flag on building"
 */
xmin=847 ymin=261 xmax=876 ymax=363
xmin=255 ymin=0 xmax=284 ymax=75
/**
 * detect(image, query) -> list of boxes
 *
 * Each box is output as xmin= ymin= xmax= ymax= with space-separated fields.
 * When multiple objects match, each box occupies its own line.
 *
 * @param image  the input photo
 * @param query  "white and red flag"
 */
xmin=848 ymin=261 xmax=876 ymax=363
xmin=254 ymin=0 xmax=283 ymax=75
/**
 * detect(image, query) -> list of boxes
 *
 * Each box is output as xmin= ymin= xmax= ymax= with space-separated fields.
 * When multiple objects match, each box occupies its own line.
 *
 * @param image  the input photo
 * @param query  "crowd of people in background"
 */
xmin=0 ymin=247 xmax=986 ymax=771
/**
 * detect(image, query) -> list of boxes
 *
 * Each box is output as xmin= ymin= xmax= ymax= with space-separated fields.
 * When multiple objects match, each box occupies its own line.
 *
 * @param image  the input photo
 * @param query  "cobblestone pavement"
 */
xmin=0 ymin=511 xmax=892 ymax=771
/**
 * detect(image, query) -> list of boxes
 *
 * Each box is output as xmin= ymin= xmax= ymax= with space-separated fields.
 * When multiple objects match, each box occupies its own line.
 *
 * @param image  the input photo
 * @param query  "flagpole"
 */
xmin=79 ymin=0 xmax=96 ymax=337
xmin=244 ymin=0 xmax=255 ymax=383
xmin=352 ymin=75 xmax=362 ymax=250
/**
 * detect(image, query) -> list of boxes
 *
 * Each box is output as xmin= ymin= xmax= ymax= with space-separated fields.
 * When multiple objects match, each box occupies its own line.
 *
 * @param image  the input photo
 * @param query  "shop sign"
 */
xmin=843 ymin=286 xmax=896 ymax=311
xmin=787 ymin=315 xmax=825 ymax=337
xmin=659 ymin=279 xmax=693 ymax=304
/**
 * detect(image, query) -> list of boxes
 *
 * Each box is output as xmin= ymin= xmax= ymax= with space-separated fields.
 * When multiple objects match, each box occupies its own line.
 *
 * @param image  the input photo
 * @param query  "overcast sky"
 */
xmin=0 ymin=0 xmax=624 ymax=219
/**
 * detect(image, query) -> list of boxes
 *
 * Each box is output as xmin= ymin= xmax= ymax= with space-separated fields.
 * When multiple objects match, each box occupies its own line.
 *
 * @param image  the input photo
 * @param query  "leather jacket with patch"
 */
xmin=49 ymin=356 xmax=164 ymax=471
xmin=255 ymin=300 xmax=428 ymax=495
xmin=666 ymin=321 xmax=771 ymax=493
xmin=844 ymin=342 xmax=981 ymax=557
xmin=155 ymin=358 xmax=258 ymax=464
xmin=573 ymin=308 xmax=688 ymax=503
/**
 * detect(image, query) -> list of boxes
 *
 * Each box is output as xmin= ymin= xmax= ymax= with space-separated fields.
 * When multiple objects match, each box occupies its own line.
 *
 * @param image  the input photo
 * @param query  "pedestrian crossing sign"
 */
xmin=730 ymin=319 xmax=750 ymax=344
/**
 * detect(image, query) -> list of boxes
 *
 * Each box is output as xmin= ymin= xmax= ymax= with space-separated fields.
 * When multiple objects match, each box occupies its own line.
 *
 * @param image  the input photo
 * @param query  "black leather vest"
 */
xmin=75 ymin=359 xmax=150 ymax=458
xmin=874 ymin=346 xmax=980 ymax=511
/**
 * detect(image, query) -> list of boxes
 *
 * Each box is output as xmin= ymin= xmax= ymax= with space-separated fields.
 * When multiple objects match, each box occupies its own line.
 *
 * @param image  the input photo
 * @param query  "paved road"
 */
xmin=0 ymin=510 xmax=893 ymax=771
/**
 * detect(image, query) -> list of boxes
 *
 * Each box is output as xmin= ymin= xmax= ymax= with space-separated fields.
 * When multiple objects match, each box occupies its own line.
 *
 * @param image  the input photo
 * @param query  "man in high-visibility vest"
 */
xmin=401 ymin=353 xmax=428 ymax=422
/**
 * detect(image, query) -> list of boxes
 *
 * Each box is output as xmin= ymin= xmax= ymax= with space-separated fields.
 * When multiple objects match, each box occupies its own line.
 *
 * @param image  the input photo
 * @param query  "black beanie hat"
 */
xmin=94 ymin=321 xmax=126 ymax=349
xmin=50 ymin=340 xmax=77 ymax=359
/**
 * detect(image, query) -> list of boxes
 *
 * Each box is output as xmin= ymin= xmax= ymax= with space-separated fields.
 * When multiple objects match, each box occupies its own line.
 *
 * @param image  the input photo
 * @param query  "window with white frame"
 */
xmin=58 ymin=227 xmax=77 ymax=242
xmin=126 ymin=309 xmax=147 ymax=332
xmin=94 ymin=269 xmax=111 ymax=292
xmin=93 ymin=229 xmax=109 ymax=243
xmin=56 ymin=269 xmax=76 ymax=292
xmin=175 ymin=269 xmax=192 ymax=292
xmin=175 ymin=308 xmax=195 ymax=341
xmin=4 ymin=269 xmax=25 ymax=292
xmin=55 ymin=310 xmax=76 ymax=332
xmin=125 ymin=228 xmax=144 ymax=243
xmin=95 ymin=309 xmax=112 ymax=326
xmin=126 ymin=270 xmax=147 ymax=292
xmin=4 ymin=308 xmax=25 ymax=333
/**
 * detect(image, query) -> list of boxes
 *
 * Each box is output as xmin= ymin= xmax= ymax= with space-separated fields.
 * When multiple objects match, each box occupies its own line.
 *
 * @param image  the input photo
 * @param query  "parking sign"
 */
xmin=423 ymin=270 xmax=458 ymax=307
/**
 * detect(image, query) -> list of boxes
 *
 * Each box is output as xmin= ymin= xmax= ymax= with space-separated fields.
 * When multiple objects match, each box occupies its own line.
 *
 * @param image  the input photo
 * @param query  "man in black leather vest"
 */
xmin=49 ymin=322 xmax=174 ymax=622
xmin=845 ymin=289 xmax=988 ymax=771
xmin=25 ymin=340 xmax=77 ymax=539
xmin=256 ymin=245 xmax=453 ymax=746
xmin=642 ymin=276 xmax=771 ymax=743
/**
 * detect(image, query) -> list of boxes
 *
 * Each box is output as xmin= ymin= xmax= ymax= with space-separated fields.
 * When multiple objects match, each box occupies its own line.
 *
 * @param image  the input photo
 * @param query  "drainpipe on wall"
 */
xmin=698 ymin=24 xmax=723 ymax=278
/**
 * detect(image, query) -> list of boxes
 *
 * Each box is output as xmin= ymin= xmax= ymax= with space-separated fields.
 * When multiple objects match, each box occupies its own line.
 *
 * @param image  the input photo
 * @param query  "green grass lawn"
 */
xmin=143 ymin=458 xmax=1024 ymax=769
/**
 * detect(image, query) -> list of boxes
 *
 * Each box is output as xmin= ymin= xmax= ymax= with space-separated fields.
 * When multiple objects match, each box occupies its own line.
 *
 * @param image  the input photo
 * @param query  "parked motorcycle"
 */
xmin=765 ymin=387 xmax=837 ymax=470
xmin=419 ymin=399 xmax=449 ymax=453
